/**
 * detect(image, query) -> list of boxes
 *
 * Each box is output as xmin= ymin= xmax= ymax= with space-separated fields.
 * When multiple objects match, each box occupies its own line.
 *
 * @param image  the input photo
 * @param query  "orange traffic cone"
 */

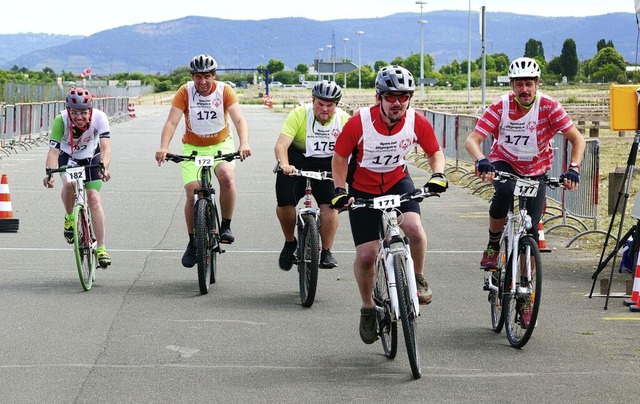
xmin=538 ymin=222 xmax=551 ymax=253
xmin=0 ymin=174 xmax=19 ymax=233
xmin=626 ymin=249 xmax=640 ymax=311
xmin=128 ymin=103 xmax=136 ymax=118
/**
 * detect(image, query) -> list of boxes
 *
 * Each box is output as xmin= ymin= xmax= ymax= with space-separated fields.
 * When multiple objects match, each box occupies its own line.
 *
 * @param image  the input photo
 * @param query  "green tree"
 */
xmin=524 ymin=39 xmax=545 ymax=61
xmin=597 ymin=39 xmax=615 ymax=52
xmin=295 ymin=64 xmax=308 ymax=74
xmin=266 ymin=59 xmax=285 ymax=74
xmin=560 ymin=38 xmax=579 ymax=80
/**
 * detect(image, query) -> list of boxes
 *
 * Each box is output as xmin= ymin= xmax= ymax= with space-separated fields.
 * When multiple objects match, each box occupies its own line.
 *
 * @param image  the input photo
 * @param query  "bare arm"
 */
xmin=43 ymin=146 xmax=60 ymax=188
xmin=331 ymin=153 xmax=349 ymax=190
xmin=155 ymin=106 xmax=183 ymax=165
xmin=274 ymin=134 xmax=296 ymax=175
xmin=99 ymin=137 xmax=112 ymax=181
xmin=228 ymin=103 xmax=251 ymax=161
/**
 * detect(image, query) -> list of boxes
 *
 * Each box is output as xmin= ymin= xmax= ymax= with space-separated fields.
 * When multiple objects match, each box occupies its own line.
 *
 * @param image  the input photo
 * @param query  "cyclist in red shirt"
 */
xmin=331 ymin=65 xmax=447 ymax=344
xmin=465 ymin=57 xmax=585 ymax=270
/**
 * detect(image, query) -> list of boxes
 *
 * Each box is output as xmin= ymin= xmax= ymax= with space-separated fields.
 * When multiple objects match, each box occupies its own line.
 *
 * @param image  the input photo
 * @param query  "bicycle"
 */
xmin=165 ymin=150 xmax=240 ymax=295
xmin=46 ymin=162 xmax=105 ymax=291
xmin=349 ymin=187 xmax=439 ymax=379
xmin=483 ymin=171 xmax=562 ymax=348
xmin=273 ymin=163 xmax=333 ymax=307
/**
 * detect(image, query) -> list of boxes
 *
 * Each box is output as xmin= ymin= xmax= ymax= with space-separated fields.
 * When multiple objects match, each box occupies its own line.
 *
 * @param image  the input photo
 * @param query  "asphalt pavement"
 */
xmin=0 ymin=103 xmax=638 ymax=403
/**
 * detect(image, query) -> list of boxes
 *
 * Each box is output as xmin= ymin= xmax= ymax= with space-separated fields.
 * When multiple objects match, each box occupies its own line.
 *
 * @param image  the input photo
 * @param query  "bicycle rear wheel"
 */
xmin=73 ymin=204 xmax=95 ymax=291
xmin=195 ymin=198 xmax=213 ymax=295
xmin=374 ymin=254 xmax=397 ymax=359
xmin=490 ymin=237 xmax=507 ymax=333
xmin=393 ymin=251 xmax=421 ymax=379
xmin=504 ymin=236 xmax=542 ymax=348
xmin=298 ymin=214 xmax=319 ymax=307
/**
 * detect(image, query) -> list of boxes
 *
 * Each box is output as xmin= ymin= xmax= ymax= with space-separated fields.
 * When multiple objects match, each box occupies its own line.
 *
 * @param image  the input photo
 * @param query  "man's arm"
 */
xmin=274 ymin=134 xmax=295 ymax=175
xmin=155 ymin=106 xmax=183 ymax=165
xmin=228 ymin=103 xmax=251 ymax=161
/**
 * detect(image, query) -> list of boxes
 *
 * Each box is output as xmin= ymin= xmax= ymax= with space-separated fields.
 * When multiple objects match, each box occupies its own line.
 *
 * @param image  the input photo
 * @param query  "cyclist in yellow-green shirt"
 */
xmin=274 ymin=81 xmax=350 ymax=271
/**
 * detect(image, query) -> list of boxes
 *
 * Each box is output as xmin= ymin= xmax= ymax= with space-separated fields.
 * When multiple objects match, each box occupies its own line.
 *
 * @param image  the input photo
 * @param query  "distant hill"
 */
xmin=0 ymin=33 xmax=84 ymax=66
xmin=2 ymin=11 xmax=637 ymax=75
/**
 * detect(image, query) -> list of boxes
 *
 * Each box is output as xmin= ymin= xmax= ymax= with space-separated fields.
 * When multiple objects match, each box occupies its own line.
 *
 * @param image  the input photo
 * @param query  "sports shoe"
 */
xmin=415 ymin=273 xmax=433 ymax=305
xmin=279 ymin=239 xmax=297 ymax=271
xmin=96 ymin=247 xmax=111 ymax=268
xmin=359 ymin=307 xmax=378 ymax=344
xmin=480 ymin=246 xmax=499 ymax=270
xmin=64 ymin=217 xmax=74 ymax=244
xmin=319 ymin=249 xmax=338 ymax=268
xmin=182 ymin=241 xmax=196 ymax=268
xmin=220 ymin=225 xmax=234 ymax=244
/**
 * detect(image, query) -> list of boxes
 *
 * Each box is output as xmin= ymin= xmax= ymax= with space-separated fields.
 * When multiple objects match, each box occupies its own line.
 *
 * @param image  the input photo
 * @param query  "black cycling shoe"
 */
xmin=279 ymin=239 xmax=297 ymax=271
xmin=220 ymin=226 xmax=234 ymax=244
xmin=182 ymin=241 xmax=196 ymax=268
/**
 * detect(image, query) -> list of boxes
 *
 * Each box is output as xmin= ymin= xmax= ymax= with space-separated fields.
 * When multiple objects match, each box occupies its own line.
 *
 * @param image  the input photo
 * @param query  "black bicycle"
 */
xmin=165 ymin=150 xmax=240 ymax=294
xmin=274 ymin=163 xmax=333 ymax=307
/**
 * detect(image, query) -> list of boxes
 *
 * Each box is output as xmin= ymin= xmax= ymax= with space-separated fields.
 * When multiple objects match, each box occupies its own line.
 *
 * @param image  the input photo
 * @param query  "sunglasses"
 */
xmin=382 ymin=93 xmax=411 ymax=103
xmin=70 ymin=110 xmax=90 ymax=117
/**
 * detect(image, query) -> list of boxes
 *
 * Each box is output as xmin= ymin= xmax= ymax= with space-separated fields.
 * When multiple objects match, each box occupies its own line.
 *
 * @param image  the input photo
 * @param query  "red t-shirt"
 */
xmin=334 ymin=105 xmax=441 ymax=194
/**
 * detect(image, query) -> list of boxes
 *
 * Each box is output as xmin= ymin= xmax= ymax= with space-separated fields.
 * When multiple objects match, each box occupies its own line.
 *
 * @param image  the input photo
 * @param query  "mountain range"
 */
xmin=1 ymin=11 xmax=638 ymax=75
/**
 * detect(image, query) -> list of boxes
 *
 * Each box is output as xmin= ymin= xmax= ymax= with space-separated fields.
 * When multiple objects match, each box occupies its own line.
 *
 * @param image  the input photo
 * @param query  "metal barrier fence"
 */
xmin=0 ymin=97 xmax=130 ymax=158
xmin=414 ymin=108 xmax=603 ymax=248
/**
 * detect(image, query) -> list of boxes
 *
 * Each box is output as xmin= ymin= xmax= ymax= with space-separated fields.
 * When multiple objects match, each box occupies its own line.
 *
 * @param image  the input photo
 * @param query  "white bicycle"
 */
xmin=484 ymin=171 xmax=562 ymax=348
xmin=350 ymin=187 xmax=439 ymax=379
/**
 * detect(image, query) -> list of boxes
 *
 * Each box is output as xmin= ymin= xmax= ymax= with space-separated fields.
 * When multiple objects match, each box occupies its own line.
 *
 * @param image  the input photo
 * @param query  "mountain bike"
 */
xmin=483 ymin=171 xmax=562 ymax=348
xmin=46 ymin=162 xmax=105 ymax=291
xmin=350 ymin=187 xmax=439 ymax=379
xmin=273 ymin=163 xmax=333 ymax=307
xmin=165 ymin=150 xmax=240 ymax=295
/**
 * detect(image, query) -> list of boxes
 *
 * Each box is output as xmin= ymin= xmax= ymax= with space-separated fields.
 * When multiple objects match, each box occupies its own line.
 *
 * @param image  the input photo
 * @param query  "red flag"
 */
xmin=80 ymin=68 xmax=91 ymax=78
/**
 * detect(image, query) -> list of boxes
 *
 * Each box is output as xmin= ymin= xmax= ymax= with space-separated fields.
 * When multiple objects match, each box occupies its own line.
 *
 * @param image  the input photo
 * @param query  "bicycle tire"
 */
xmin=393 ymin=251 xmax=422 ymax=379
xmin=209 ymin=200 xmax=220 ymax=285
xmin=195 ymin=198 xmax=213 ymax=295
xmin=504 ymin=236 xmax=542 ymax=348
xmin=73 ymin=204 xmax=95 ymax=291
xmin=298 ymin=214 xmax=319 ymax=307
xmin=374 ymin=254 xmax=397 ymax=359
xmin=490 ymin=236 xmax=508 ymax=333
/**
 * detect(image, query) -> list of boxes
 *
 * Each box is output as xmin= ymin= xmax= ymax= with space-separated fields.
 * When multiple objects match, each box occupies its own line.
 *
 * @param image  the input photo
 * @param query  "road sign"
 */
xmin=497 ymin=75 xmax=510 ymax=83
xmin=418 ymin=78 xmax=439 ymax=86
xmin=299 ymin=74 xmax=305 ymax=83
xmin=317 ymin=62 xmax=358 ymax=74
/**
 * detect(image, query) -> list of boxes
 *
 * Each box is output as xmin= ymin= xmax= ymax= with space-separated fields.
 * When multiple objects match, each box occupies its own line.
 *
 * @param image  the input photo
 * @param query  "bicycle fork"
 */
xmin=384 ymin=239 xmax=420 ymax=318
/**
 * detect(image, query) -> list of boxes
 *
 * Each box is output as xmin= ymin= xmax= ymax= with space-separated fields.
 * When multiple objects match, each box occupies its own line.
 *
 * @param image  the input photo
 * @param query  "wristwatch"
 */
xmin=569 ymin=162 xmax=580 ymax=172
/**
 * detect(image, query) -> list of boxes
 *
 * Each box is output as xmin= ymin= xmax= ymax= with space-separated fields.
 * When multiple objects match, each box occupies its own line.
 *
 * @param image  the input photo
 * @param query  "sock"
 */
xmin=286 ymin=239 xmax=297 ymax=247
xmin=65 ymin=213 xmax=73 ymax=220
xmin=221 ymin=219 xmax=231 ymax=229
xmin=488 ymin=230 xmax=501 ymax=249
xmin=188 ymin=233 xmax=195 ymax=245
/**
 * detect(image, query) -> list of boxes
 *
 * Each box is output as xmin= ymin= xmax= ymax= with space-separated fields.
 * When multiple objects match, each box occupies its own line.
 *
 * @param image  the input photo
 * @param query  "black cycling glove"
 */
xmin=330 ymin=187 xmax=351 ymax=210
xmin=562 ymin=168 xmax=580 ymax=183
xmin=425 ymin=173 xmax=448 ymax=193
xmin=476 ymin=158 xmax=495 ymax=174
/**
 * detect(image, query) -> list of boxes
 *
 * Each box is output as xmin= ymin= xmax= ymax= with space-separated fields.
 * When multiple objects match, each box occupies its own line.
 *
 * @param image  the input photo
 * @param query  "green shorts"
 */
xmin=181 ymin=136 xmax=236 ymax=186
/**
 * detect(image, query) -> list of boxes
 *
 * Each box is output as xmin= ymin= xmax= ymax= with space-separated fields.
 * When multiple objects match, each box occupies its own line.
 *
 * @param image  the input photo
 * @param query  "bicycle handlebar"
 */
xmin=494 ymin=170 xmax=563 ymax=189
xmin=165 ymin=150 xmax=241 ymax=164
xmin=273 ymin=166 xmax=332 ymax=181
xmin=46 ymin=162 xmax=105 ymax=179
xmin=350 ymin=187 xmax=440 ymax=210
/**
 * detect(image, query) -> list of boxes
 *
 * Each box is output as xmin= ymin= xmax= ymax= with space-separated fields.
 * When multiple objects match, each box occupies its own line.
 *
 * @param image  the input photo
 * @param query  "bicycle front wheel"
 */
xmin=490 ymin=237 xmax=508 ymax=333
xmin=504 ymin=236 xmax=542 ymax=348
xmin=195 ymin=198 xmax=213 ymax=295
xmin=374 ymin=254 xmax=397 ymax=359
xmin=73 ymin=204 xmax=95 ymax=291
xmin=394 ymin=251 xmax=421 ymax=379
xmin=298 ymin=214 xmax=319 ymax=307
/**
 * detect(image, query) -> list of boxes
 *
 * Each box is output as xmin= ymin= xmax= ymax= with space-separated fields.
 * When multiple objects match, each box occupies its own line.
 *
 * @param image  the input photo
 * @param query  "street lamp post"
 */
xmin=356 ymin=31 xmax=364 ymax=94
xmin=342 ymin=37 xmax=349 ymax=89
xmin=326 ymin=44 xmax=334 ymax=82
xmin=416 ymin=1 xmax=428 ymax=99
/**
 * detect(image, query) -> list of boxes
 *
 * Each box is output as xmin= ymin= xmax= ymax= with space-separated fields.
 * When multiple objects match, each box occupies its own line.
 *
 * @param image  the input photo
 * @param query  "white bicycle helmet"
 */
xmin=189 ymin=54 xmax=218 ymax=74
xmin=311 ymin=80 xmax=342 ymax=102
xmin=375 ymin=65 xmax=416 ymax=93
xmin=508 ymin=57 xmax=541 ymax=79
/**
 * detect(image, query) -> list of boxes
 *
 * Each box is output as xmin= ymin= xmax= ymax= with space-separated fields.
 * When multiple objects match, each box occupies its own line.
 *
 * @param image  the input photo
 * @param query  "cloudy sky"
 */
xmin=4 ymin=0 xmax=637 ymax=36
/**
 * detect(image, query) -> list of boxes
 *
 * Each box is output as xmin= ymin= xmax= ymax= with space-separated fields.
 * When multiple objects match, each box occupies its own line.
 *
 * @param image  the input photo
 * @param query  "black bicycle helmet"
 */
xmin=189 ymin=54 xmax=218 ymax=74
xmin=65 ymin=87 xmax=92 ymax=110
xmin=375 ymin=65 xmax=416 ymax=93
xmin=311 ymin=80 xmax=342 ymax=102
